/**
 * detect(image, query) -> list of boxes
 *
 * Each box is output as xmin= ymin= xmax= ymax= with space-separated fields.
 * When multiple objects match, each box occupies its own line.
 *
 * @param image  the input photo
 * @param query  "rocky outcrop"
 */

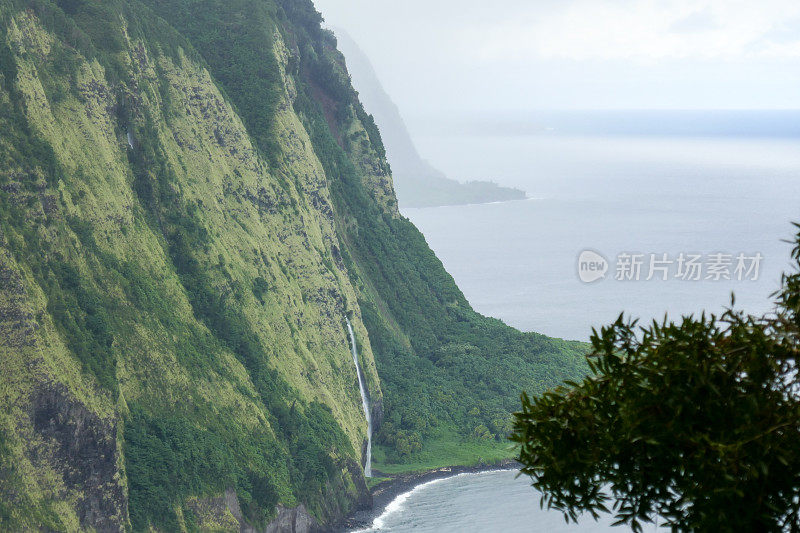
xmin=264 ymin=505 xmax=320 ymax=533
xmin=0 ymin=242 xmax=125 ymax=531
xmin=31 ymin=384 xmax=126 ymax=532
xmin=190 ymin=488 xmax=324 ymax=533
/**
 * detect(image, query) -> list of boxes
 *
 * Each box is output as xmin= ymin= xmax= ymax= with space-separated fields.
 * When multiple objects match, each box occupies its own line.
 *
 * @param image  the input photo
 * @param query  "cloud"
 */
xmin=313 ymin=0 xmax=800 ymax=111
xmin=473 ymin=0 xmax=800 ymax=62
xmin=669 ymin=7 xmax=717 ymax=34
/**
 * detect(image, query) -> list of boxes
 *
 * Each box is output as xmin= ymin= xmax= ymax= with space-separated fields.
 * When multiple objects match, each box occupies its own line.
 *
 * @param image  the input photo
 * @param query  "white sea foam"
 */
xmin=350 ymin=469 xmax=641 ymax=532
xmin=356 ymin=476 xmax=448 ymax=532
xmin=356 ymin=470 xmax=506 ymax=532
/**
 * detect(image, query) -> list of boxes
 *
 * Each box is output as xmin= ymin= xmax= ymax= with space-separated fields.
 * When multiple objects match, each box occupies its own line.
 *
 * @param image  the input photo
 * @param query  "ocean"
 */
xmin=403 ymin=130 xmax=800 ymax=341
xmin=356 ymin=470 xmax=651 ymax=533
xmin=365 ymin=120 xmax=800 ymax=531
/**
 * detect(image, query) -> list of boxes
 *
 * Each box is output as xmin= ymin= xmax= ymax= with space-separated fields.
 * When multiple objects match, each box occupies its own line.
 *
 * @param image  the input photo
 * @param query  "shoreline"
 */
xmin=334 ymin=459 xmax=519 ymax=532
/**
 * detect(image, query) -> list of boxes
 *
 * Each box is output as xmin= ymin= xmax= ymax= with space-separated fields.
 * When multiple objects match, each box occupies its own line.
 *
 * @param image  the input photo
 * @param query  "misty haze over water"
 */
xmin=403 ymin=112 xmax=800 ymax=341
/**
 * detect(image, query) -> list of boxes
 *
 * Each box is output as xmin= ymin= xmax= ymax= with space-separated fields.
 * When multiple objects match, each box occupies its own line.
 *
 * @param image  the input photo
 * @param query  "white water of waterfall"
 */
xmin=346 ymin=318 xmax=372 ymax=477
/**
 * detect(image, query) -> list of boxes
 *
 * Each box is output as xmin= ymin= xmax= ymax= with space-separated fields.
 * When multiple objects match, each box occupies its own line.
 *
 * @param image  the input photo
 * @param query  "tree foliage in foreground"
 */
xmin=512 ymin=227 xmax=800 ymax=532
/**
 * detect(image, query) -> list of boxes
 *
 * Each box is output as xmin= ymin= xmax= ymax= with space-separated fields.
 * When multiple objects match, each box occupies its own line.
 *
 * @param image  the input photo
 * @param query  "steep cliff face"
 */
xmin=0 ymin=2 xmax=377 ymax=529
xmin=0 ymin=0 xmax=586 ymax=531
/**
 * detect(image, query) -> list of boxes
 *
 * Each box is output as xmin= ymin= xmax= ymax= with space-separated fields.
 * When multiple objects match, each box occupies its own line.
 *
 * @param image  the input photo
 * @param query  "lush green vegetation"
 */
xmin=0 ymin=0 xmax=588 ymax=529
xmin=0 ymin=5 xmax=119 ymax=397
xmin=123 ymin=98 xmax=356 ymax=529
xmin=512 ymin=229 xmax=800 ymax=532
xmin=125 ymin=400 xmax=352 ymax=531
xmin=280 ymin=0 xmax=587 ymax=463
xmin=138 ymin=0 xmax=588 ymax=468
xmin=372 ymin=427 xmax=515 ymax=475
xmin=139 ymin=0 xmax=284 ymax=164
xmin=1 ymin=1 xmax=361 ymax=529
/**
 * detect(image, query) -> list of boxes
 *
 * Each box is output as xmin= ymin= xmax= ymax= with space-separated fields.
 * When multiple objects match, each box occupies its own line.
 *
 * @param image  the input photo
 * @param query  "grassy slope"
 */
xmin=372 ymin=429 xmax=516 ymax=475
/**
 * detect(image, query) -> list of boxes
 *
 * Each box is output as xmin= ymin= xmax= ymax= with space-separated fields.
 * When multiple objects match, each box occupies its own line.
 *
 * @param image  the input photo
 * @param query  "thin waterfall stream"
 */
xmin=346 ymin=317 xmax=372 ymax=477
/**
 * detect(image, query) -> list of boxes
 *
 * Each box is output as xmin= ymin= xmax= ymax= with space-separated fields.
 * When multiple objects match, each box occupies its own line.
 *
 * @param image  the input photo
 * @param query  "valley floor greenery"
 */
xmin=371 ymin=427 xmax=515 ymax=475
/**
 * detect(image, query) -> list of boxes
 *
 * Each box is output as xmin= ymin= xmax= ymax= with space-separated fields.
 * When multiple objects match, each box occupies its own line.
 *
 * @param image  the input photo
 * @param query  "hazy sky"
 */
xmin=312 ymin=0 xmax=800 ymax=117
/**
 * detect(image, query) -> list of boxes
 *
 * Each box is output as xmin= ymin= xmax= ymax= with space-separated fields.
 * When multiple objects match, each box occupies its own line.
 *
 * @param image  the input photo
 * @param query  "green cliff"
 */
xmin=333 ymin=29 xmax=527 ymax=209
xmin=0 ymin=0 xmax=586 ymax=530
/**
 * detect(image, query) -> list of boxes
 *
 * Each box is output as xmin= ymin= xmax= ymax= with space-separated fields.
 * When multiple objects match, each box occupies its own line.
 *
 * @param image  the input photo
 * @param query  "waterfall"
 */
xmin=346 ymin=317 xmax=372 ymax=477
